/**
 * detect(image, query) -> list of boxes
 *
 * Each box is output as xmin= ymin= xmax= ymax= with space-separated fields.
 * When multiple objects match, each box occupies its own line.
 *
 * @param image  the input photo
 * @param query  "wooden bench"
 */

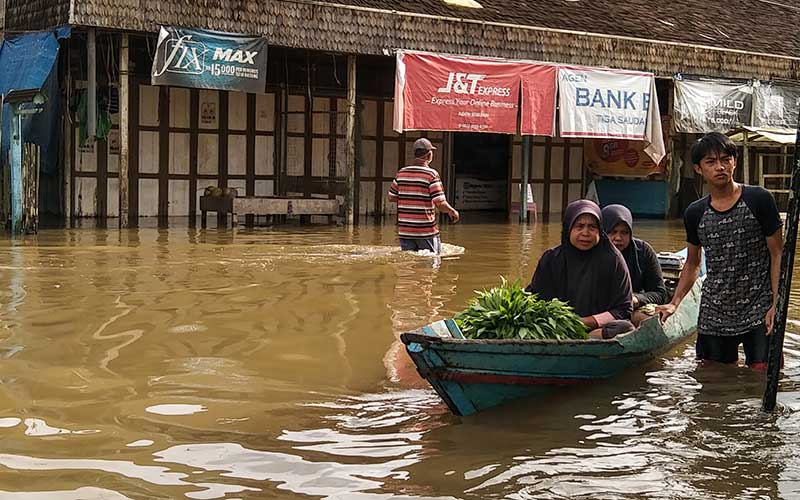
xmin=199 ymin=196 xmax=341 ymax=228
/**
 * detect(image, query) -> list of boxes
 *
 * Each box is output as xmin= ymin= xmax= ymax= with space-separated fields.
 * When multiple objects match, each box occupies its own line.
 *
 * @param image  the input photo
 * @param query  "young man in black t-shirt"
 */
xmin=657 ymin=133 xmax=783 ymax=370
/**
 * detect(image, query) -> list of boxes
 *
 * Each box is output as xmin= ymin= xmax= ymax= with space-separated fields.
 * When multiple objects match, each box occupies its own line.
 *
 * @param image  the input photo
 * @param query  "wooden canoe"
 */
xmin=400 ymin=278 xmax=702 ymax=416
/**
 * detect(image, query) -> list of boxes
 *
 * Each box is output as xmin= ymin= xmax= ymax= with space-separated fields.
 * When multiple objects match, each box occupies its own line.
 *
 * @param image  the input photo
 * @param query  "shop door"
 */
xmin=452 ymin=133 xmax=511 ymax=213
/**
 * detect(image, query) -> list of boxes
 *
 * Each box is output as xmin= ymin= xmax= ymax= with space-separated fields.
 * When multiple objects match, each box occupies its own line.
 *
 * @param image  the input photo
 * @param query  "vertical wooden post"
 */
xmin=63 ymin=92 xmax=72 ymax=225
xmin=87 ymin=29 xmax=97 ymax=141
xmin=743 ymin=131 xmax=750 ymax=185
xmin=345 ymin=55 xmax=357 ymax=226
xmin=119 ymin=33 xmax=130 ymax=228
xmin=520 ymin=135 xmax=531 ymax=222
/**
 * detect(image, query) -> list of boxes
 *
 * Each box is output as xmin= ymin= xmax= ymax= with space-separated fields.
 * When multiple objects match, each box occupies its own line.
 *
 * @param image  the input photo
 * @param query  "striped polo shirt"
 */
xmin=388 ymin=165 xmax=446 ymax=239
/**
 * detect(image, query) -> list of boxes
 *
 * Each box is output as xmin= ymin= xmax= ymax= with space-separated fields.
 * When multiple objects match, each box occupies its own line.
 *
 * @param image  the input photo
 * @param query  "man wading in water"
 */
xmin=388 ymin=138 xmax=459 ymax=255
xmin=657 ymin=132 xmax=783 ymax=370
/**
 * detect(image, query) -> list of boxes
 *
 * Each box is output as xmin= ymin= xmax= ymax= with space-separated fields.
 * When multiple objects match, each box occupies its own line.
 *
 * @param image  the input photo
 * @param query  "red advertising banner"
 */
xmin=394 ymin=52 xmax=556 ymax=135
xmin=520 ymin=65 xmax=557 ymax=136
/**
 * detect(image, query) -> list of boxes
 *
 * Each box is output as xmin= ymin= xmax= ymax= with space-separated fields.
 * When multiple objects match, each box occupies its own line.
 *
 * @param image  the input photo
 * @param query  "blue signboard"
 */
xmin=151 ymin=26 xmax=267 ymax=94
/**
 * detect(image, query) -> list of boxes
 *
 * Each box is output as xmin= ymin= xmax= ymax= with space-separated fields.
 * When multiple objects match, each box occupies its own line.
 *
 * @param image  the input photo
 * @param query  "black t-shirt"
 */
xmin=684 ymin=185 xmax=782 ymax=336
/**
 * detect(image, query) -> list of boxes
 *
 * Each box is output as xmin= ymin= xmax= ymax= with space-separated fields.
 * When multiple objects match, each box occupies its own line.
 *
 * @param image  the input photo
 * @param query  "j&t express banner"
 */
xmin=519 ymin=64 xmax=558 ymax=135
xmin=152 ymin=26 xmax=268 ymax=94
xmin=393 ymin=52 xmax=556 ymax=135
xmin=559 ymin=66 xmax=664 ymax=164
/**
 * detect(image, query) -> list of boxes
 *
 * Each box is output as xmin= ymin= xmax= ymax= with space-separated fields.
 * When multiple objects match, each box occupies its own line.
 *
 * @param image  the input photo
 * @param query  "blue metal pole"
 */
xmin=10 ymin=108 xmax=22 ymax=234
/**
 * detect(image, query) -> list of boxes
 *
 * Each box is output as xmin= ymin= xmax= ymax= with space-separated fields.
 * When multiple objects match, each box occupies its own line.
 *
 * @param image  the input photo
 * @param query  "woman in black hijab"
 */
xmin=526 ymin=200 xmax=633 ymax=337
xmin=601 ymin=204 xmax=669 ymax=324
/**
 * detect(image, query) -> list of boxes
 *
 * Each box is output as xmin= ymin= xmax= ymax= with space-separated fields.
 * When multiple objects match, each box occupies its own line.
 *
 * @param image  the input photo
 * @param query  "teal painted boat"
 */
xmin=400 ymin=278 xmax=702 ymax=416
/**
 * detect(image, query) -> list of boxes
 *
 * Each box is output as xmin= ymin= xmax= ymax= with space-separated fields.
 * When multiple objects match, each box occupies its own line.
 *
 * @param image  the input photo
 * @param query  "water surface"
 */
xmin=1 ymin=219 xmax=799 ymax=499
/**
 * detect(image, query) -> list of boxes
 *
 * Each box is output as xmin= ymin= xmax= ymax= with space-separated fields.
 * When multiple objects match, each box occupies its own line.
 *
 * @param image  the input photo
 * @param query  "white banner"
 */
xmin=559 ymin=66 xmax=664 ymax=164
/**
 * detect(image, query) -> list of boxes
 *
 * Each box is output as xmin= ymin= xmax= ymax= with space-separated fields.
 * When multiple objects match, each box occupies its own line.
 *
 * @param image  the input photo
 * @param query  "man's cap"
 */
xmin=412 ymin=138 xmax=437 ymax=153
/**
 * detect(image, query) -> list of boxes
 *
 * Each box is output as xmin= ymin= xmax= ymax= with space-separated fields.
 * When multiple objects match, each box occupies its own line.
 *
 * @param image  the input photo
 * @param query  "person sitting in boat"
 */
xmin=526 ymin=199 xmax=634 ymax=339
xmin=602 ymin=204 xmax=669 ymax=326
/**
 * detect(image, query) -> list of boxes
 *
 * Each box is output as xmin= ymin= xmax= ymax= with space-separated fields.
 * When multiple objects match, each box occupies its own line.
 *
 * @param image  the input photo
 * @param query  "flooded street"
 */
xmin=3 ymin=219 xmax=800 ymax=499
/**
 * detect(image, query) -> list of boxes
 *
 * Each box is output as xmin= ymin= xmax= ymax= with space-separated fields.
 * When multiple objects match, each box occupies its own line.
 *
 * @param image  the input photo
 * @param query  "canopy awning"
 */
xmin=728 ymin=126 xmax=797 ymax=145
xmin=0 ymin=27 xmax=70 ymax=175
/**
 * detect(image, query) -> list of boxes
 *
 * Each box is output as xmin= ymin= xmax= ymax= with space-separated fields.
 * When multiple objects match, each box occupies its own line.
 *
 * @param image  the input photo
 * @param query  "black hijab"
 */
xmin=526 ymin=200 xmax=632 ymax=319
xmin=601 ymin=204 xmax=643 ymax=288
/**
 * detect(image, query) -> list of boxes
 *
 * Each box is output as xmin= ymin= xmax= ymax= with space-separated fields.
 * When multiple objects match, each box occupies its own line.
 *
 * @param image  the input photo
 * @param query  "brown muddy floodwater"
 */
xmin=2 ymin=219 xmax=800 ymax=499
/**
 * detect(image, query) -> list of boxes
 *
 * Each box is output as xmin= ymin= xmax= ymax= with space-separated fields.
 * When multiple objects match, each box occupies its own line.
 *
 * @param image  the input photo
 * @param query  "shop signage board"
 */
xmin=152 ymin=26 xmax=268 ymax=94
xmin=394 ymin=52 xmax=665 ymax=164
xmin=673 ymin=77 xmax=753 ymax=133
xmin=454 ymin=178 xmax=507 ymax=210
xmin=558 ymin=66 xmax=655 ymax=140
xmin=393 ymin=52 xmax=556 ymax=135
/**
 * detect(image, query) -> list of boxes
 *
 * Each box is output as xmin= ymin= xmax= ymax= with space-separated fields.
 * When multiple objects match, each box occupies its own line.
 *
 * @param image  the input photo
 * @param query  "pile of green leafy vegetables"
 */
xmin=454 ymin=278 xmax=588 ymax=340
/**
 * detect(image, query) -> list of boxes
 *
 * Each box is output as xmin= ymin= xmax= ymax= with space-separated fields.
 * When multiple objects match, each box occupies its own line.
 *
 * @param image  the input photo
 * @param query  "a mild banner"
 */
xmin=394 ymin=52 xmax=556 ymax=135
xmin=753 ymin=83 xmax=800 ymax=129
xmin=558 ymin=66 xmax=653 ymax=140
xmin=152 ymin=26 xmax=268 ymax=94
xmin=673 ymin=78 xmax=753 ymax=133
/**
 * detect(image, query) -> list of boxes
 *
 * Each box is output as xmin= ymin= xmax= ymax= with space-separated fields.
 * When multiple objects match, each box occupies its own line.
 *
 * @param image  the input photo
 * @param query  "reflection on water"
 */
xmin=1 ymin=220 xmax=800 ymax=499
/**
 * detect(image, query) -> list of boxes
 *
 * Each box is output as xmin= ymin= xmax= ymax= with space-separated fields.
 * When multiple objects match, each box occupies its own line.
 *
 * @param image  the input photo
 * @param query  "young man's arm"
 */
xmin=765 ymin=231 xmax=783 ymax=334
xmin=656 ymin=244 xmax=702 ymax=321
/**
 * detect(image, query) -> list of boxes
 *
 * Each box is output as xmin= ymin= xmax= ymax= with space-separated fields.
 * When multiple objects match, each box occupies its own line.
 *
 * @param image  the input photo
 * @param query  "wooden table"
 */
xmin=199 ymin=196 xmax=341 ymax=228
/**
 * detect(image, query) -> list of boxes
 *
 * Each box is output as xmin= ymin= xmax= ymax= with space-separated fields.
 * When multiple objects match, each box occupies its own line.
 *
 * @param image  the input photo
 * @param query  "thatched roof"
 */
xmin=5 ymin=0 xmax=800 ymax=80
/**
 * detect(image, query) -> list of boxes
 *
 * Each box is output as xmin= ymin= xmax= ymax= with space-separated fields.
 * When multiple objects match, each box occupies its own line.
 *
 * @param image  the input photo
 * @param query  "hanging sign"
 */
xmin=585 ymin=115 xmax=671 ymax=178
xmin=519 ymin=64 xmax=557 ymax=136
xmin=394 ymin=52 xmax=555 ymax=135
xmin=585 ymin=139 xmax=667 ymax=177
xmin=152 ymin=26 xmax=268 ymax=94
xmin=753 ymin=83 xmax=800 ymax=129
xmin=558 ymin=67 xmax=654 ymax=140
xmin=673 ymin=78 xmax=753 ymax=133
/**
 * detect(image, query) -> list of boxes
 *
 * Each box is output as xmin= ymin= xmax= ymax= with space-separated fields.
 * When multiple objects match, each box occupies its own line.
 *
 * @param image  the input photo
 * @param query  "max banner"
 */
xmin=152 ymin=26 xmax=268 ymax=94
xmin=393 ymin=52 xmax=556 ymax=136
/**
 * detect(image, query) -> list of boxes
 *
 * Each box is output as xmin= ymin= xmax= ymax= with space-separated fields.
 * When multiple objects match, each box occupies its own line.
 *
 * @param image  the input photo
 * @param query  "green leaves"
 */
xmin=454 ymin=278 xmax=588 ymax=340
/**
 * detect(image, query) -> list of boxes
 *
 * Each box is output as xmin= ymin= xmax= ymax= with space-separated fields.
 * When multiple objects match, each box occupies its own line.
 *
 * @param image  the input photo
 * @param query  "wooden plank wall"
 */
xmin=69 ymin=88 xmax=575 ymax=221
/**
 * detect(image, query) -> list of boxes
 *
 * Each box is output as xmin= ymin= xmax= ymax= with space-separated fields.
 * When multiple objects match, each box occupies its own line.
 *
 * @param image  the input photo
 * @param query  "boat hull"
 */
xmin=401 ymin=278 xmax=702 ymax=416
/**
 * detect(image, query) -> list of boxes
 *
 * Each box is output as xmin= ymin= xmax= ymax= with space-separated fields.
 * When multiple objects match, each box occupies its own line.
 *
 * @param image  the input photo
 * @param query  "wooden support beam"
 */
xmin=119 ymin=33 xmax=130 ymax=228
xmin=87 ymin=29 xmax=97 ymax=140
xmin=345 ymin=55 xmax=357 ymax=225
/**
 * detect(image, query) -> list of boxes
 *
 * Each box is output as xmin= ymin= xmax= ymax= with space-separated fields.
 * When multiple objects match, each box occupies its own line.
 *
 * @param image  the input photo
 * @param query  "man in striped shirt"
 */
xmin=388 ymin=138 xmax=460 ymax=254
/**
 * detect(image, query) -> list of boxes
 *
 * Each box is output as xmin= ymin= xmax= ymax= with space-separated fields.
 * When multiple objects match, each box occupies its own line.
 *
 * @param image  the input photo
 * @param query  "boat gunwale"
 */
xmin=400 ymin=312 xmax=691 ymax=349
xmin=400 ymin=332 xmax=628 ymax=346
